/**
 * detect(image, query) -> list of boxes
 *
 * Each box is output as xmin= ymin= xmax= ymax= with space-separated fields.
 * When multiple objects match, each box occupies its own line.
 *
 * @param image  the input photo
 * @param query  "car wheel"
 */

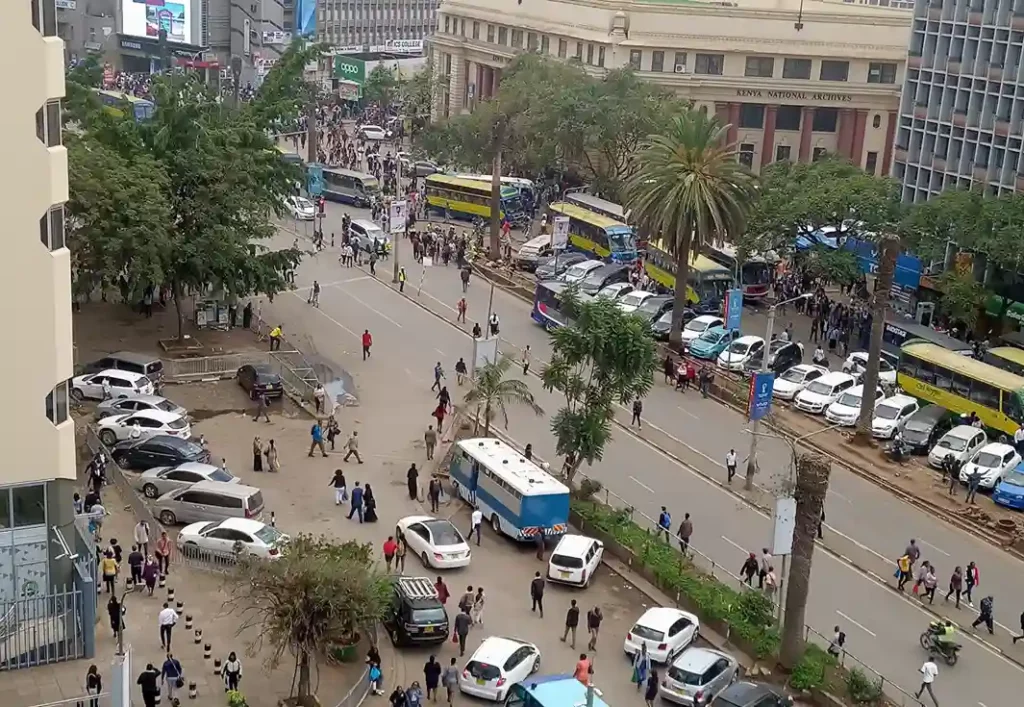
xmin=421 ymin=551 xmax=430 ymax=568
xmin=99 ymin=430 xmax=118 ymax=447
xmin=388 ymin=626 xmax=401 ymax=645
xmin=71 ymin=388 xmax=85 ymax=402
xmin=530 ymin=656 xmax=540 ymax=674
xmin=114 ymin=454 xmax=130 ymax=469
xmin=491 ymin=514 xmax=501 ymax=535
xmin=158 ymin=510 xmax=177 ymax=525
xmin=142 ymin=484 xmax=160 ymax=499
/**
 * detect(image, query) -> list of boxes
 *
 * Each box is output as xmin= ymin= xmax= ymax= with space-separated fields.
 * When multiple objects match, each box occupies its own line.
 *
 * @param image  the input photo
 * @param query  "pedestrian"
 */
xmin=453 ymin=607 xmax=472 ymax=657
xmin=524 ymin=443 xmax=533 ymax=461
xmin=530 ymin=570 xmax=545 ymax=617
xmin=914 ymin=658 xmax=939 ymax=706
xmin=308 ymin=280 xmax=320 ymax=307
xmin=128 ymin=544 xmax=144 ymax=589
xmin=266 ymin=439 xmax=281 ymax=472
xmin=269 ymin=324 xmax=283 ymax=351
xmin=428 ymin=476 xmax=442 ymax=513
xmin=631 ymin=644 xmax=651 ymax=691
xmin=348 ymin=482 xmax=364 ymax=522
xmin=726 ymin=449 xmax=737 ymax=483
xmin=764 ymin=565 xmax=778 ymax=599
xmin=137 ymin=663 xmax=161 ymax=707
xmin=441 ymin=658 xmax=459 ymax=704
xmin=107 ymin=594 xmax=123 ymax=639
xmin=827 ymin=625 xmax=846 ymax=658
xmin=362 ymin=329 xmax=373 ymax=360
xmin=966 ymin=468 xmax=982 ymax=503
xmin=741 ymin=553 xmax=758 ymax=585
xmin=677 ymin=512 xmax=693 ymax=554
xmin=330 ymin=469 xmax=348 ymax=505
xmin=134 ymin=520 xmax=150 ymax=556
xmin=253 ymin=392 xmax=271 ymax=422
xmin=424 ymin=425 xmax=437 ymax=460
xmin=644 ymin=668 xmax=659 ymax=707
xmin=155 ymin=531 xmax=171 ymax=575
xmin=435 ymin=576 xmax=450 ymax=604
xmin=470 ymin=508 xmax=482 ymax=546
xmin=399 ymin=267 xmax=407 ymax=292
xmin=971 ymin=595 xmax=995 ymax=634
xmin=471 ymin=587 xmax=485 ymax=625
xmin=251 ymin=435 xmax=264 ymax=471
xmin=472 ymin=322 xmax=481 ymax=338
xmin=945 ymin=565 xmax=963 ymax=608
xmin=424 ymin=656 xmax=442 ymax=701
xmin=923 ymin=564 xmax=938 ymax=604
xmin=313 ymin=383 xmax=327 ymax=414
xmin=344 ymin=431 xmax=364 ymax=463
xmin=913 ymin=560 xmax=931 ymax=595
xmin=965 ymin=561 xmax=979 ymax=607
xmin=456 ymin=298 xmax=467 ymax=324
xmin=631 ymin=397 xmax=643 ymax=427
xmin=407 ymin=463 xmax=419 ymax=500
xmin=896 ymin=553 xmax=912 ymax=592
xmin=389 ymin=684 xmax=406 ymax=707
xmin=395 ymin=532 xmax=406 ymax=571
xmin=142 ymin=556 xmax=159 ymax=594
xmin=489 ymin=312 xmax=500 ymax=336
xmin=431 ymin=362 xmax=445 ymax=392
xmin=100 ymin=550 xmax=118 ymax=594
xmin=656 ymin=506 xmax=671 ymax=541
xmin=561 ymin=599 xmax=580 ymax=648
xmin=455 ymin=357 xmax=467 ymax=385
xmin=522 ymin=345 xmax=531 ymax=375
xmin=158 ymin=601 xmax=177 ymax=650
xmin=85 ymin=664 xmax=102 ymax=707
xmin=308 ymin=420 xmax=328 ymax=457
xmin=586 ymin=606 xmax=603 ymax=650
xmin=161 ymin=652 xmax=183 ymax=706
xmin=223 ymin=652 xmax=243 ymax=691
xmin=574 ymin=653 xmax=592 ymax=685
xmin=758 ymin=548 xmax=772 ymax=589
xmin=1012 ymin=610 xmax=1024 ymax=644
xmin=383 ymin=536 xmax=398 ymax=571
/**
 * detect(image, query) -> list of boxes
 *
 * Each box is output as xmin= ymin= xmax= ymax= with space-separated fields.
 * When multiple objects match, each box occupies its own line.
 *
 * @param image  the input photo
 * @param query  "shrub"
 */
xmin=845 ymin=668 xmax=883 ymax=704
xmin=227 ymin=691 xmax=248 ymax=707
xmin=789 ymin=645 xmax=835 ymax=691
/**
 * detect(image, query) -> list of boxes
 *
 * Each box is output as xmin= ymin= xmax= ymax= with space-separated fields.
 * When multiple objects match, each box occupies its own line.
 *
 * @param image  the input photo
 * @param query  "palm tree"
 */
xmin=463 ymin=355 xmax=544 ymax=436
xmin=625 ymin=111 xmax=759 ymax=350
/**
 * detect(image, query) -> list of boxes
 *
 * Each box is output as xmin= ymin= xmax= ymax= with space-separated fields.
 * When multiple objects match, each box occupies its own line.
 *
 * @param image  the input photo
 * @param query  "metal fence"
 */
xmin=160 ymin=351 xmax=277 ymax=382
xmin=334 ymin=667 xmax=371 ymax=707
xmin=174 ymin=542 xmax=246 ymax=574
xmin=0 ymin=586 xmax=86 ymax=671
xmin=23 ymin=695 xmax=113 ymax=707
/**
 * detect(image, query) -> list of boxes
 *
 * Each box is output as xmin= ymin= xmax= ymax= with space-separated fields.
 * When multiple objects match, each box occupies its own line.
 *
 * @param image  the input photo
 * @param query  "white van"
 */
xmin=717 ymin=335 xmax=765 ymax=372
xmin=824 ymin=384 xmax=884 ymax=426
xmin=794 ymin=371 xmax=856 ymax=414
xmin=349 ymin=219 xmax=388 ymax=253
xmin=547 ymin=534 xmax=604 ymax=587
xmin=515 ymin=235 xmax=553 ymax=271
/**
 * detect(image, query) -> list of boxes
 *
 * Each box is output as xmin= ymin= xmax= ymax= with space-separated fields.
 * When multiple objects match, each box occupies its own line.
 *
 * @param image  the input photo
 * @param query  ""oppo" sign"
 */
xmin=333 ymin=56 xmax=366 ymax=85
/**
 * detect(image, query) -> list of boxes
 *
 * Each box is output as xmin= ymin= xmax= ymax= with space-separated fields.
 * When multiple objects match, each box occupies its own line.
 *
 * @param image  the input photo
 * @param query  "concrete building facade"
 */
xmin=1 ymin=1 xmax=78 ymax=601
xmin=431 ymin=0 xmax=912 ymax=174
xmin=315 ymin=0 xmax=439 ymax=53
xmin=894 ymin=0 xmax=1024 ymax=202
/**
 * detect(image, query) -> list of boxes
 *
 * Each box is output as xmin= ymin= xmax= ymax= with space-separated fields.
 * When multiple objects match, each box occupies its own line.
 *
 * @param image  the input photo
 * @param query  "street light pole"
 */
xmin=393 ymin=158 xmax=402 ymax=284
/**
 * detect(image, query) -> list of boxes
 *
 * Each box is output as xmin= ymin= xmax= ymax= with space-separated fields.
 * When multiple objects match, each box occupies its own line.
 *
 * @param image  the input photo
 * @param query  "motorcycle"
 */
xmin=884 ymin=437 xmax=909 ymax=465
xmin=920 ymin=620 xmax=961 ymax=666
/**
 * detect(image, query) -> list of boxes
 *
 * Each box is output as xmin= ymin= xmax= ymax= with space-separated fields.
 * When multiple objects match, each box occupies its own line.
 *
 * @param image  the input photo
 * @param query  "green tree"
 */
xmin=463 ymin=354 xmax=544 ymax=436
xmin=224 ymin=535 xmax=391 ymax=706
xmin=400 ymin=61 xmax=443 ymax=135
xmin=853 ymin=235 xmax=899 ymax=445
xmin=937 ymin=269 xmax=989 ymax=329
xmin=798 ymin=246 xmax=861 ymax=287
xmin=541 ymin=290 xmax=657 ymax=483
xmin=625 ymin=111 xmax=758 ymax=349
xmin=363 ymin=64 xmax=401 ymax=114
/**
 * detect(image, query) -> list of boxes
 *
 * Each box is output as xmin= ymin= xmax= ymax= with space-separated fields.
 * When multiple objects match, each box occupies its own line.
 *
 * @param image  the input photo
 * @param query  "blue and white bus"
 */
xmin=504 ymin=675 xmax=609 ymax=707
xmin=448 ymin=438 xmax=570 ymax=542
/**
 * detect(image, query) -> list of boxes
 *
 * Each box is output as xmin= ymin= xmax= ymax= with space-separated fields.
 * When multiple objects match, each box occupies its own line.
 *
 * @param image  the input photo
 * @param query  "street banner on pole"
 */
xmin=552 ymin=216 xmax=570 ymax=251
xmin=771 ymin=496 xmax=796 ymax=555
xmin=389 ymin=200 xmax=407 ymax=235
xmin=306 ymin=164 xmax=323 ymax=197
xmin=724 ymin=288 xmax=743 ymax=331
xmin=748 ymin=371 xmax=775 ymax=421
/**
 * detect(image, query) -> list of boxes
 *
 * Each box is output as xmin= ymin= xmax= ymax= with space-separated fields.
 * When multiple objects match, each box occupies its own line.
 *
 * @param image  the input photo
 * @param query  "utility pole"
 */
xmin=393 ymin=158 xmax=403 ymax=284
xmin=305 ymin=96 xmax=318 ymax=165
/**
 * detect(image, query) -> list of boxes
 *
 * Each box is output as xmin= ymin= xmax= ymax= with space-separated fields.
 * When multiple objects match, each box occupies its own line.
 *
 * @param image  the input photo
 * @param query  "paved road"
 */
xmin=268 ymin=207 xmax=1024 ymax=706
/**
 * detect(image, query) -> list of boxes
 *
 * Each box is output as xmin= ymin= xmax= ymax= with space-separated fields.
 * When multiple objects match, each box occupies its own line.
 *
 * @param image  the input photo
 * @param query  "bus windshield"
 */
xmin=607 ymin=226 xmax=636 ymax=253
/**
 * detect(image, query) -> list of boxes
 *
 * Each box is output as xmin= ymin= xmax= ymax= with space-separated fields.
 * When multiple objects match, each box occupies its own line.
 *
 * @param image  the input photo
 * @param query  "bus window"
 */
xmin=1003 ymin=391 xmax=1024 ymax=424
xmin=933 ymin=365 xmax=954 ymax=391
xmin=916 ymin=360 xmax=937 ymax=385
xmin=971 ymin=380 xmax=1001 ymax=410
xmin=898 ymin=355 xmax=918 ymax=378
xmin=952 ymin=372 xmax=972 ymax=399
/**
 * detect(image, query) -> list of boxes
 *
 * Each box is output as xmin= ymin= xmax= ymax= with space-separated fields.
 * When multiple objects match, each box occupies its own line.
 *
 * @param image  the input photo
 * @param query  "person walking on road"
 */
xmin=158 ymin=602 xmax=177 ymax=651
xmin=656 ymin=506 xmax=671 ymax=541
xmin=428 ymin=476 xmax=442 ymax=513
xmin=530 ymin=571 xmax=545 ymax=617
xmin=456 ymin=297 xmax=467 ymax=324
xmin=971 ymin=595 xmax=995 ymax=634
xmin=362 ymin=329 xmax=373 ymax=360
xmin=308 ymin=421 xmax=328 ymax=457
xmin=521 ymin=346 xmax=531 ymax=376
xmin=347 ymin=482 xmax=364 ymax=523
xmin=423 ymin=656 xmax=441 ymax=702
xmin=631 ymin=397 xmax=643 ymax=428
xmin=914 ymin=658 xmax=939 ymax=706
xmin=725 ymin=449 xmax=737 ymax=484
xmin=442 ymin=658 xmax=459 ymax=705
xmin=631 ymin=644 xmax=651 ymax=692
xmin=741 ymin=553 xmax=758 ymax=586
xmin=329 ymin=469 xmax=348 ymax=507
xmin=431 ymin=362 xmax=445 ymax=392
xmin=471 ymin=587 xmax=486 ymax=626
xmin=469 ymin=508 xmax=482 ymax=546
xmin=945 ymin=566 xmax=963 ymax=609
xmin=758 ymin=548 xmax=772 ymax=589
xmin=896 ymin=553 xmax=912 ymax=592
xmin=455 ymin=358 xmax=468 ymax=385
xmin=966 ymin=468 xmax=983 ymax=504
xmin=904 ymin=539 xmax=921 ymax=569
xmin=453 ymin=608 xmax=472 ymax=657
xmin=161 ymin=652 xmax=183 ymax=706
xmin=269 ymin=325 xmax=283 ymax=351
xmin=383 ymin=536 xmax=398 ymax=571
xmin=586 ymin=606 xmax=603 ymax=650
xmin=677 ymin=513 xmax=693 ymax=554
xmin=407 ymin=464 xmax=419 ymax=501
xmin=253 ymin=392 xmax=271 ymax=422
xmin=561 ymin=599 xmax=580 ymax=648
xmin=308 ymin=280 xmax=320 ymax=307
xmin=644 ymin=669 xmax=659 ymax=707
xmin=399 ymin=267 xmax=407 ymax=292
xmin=137 ymin=663 xmax=161 ymax=707
xmin=344 ymin=432 xmax=363 ymax=463
xmin=424 ymin=425 xmax=438 ymax=460
xmin=965 ymin=561 xmax=979 ymax=607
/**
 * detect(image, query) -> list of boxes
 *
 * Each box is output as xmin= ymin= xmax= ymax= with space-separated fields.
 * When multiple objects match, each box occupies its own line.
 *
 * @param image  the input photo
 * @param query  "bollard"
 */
xmin=154 ymin=689 xmax=162 ymax=705
xmin=167 ymin=587 xmax=175 ymax=602
xmin=185 ymin=614 xmax=193 ymax=630
xmin=124 ymin=577 xmax=134 ymax=591
xmin=176 ymin=600 xmax=184 ymax=614
xmin=270 ymin=511 xmax=276 ymax=528
xmin=204 ymin=643 xmax=212 ymax=660
xmin=188 ymin=681 xmax=197 ymax=699
xmin=159 ymin=575 xmax=166 ymax=588
xmin=194 ymin=629 xmax=202 ymax=645
xmin=213 ymin=658 xmax=222 ymax=676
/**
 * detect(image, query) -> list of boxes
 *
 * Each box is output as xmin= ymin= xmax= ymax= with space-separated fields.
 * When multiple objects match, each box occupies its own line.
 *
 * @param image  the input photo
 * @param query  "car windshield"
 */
xmin=728 ymin=341 xmax=751 ymax=354
xmin=875 ymin=405 xmax=902 ymax=420
xmin=685 ymin=319 xmax=709 ymax=333
xmin=637 ymin=298 xmax=668 ymax=317
xmin=699 ymin=331 xmax=722 ymax=345
xmin=155 ymin=400 xmax=177 ymax=412
xmin=657 ymin=311 xmax=673 ymax=325
xmin=255 ymin=525 xmax=284 ymax=544
xmin=550 ymin=553 xmax=584 ymax=569
xmin=631 ymin=624 xmax=666 ymax=642
xmin=973 ymin=451 xmax=1001 ymax=468
xmin=804 ymin=380 xmax=833 ymax=396
xmin=780 ymin=369 xmax=806 ymax=383
xmin=167 ymin=417 xmax=188 ymax=430
xmin=620 ymin=292 xmax=649 ymax=308
xmin=257 ymin=372 xmax=282 ymax=384
xmin=904 ymin=419 xmax=933 ymax=433
xmin=938 ymin=436 xmax=968 ymax=452
xmin=294 ymin=197 xmax=313 ymax=209
xmin=209 ymin=469 xmax=234 ymax=482
xmin=425 ymin=521 xmax=464 ymax=546
xmin=667 ymin=666 xmax=705 ymax=686
xmin=835 ymin=392 xmax=862 ymax=408
xmin=1002 ymin=470 xmax=1024 ymax=487
xmin=466 ymin=661 xmax=501 ymax=681
xmin=769 ymin=340 xmax=788 ymax=354
xmin=411 ymin=607 xmax=447 ymax=623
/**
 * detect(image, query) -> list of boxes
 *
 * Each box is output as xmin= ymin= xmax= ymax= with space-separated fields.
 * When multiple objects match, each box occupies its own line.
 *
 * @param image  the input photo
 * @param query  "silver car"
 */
xmin=96 ymin=395 xmax=187 ymax=421
xmin=134 ymin=463 xmax=238 ymax=499
xmin=658 ymin=647 xmax=738 ymax=706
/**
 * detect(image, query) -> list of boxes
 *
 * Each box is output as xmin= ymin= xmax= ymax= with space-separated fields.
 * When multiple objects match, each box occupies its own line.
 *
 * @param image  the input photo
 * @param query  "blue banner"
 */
xmin=748 ymin=371 xmax=775 ymax=421
xmin=724 ymin=288 xmax=743 ymax=331
xmin=843 ymin=237 xmax=922 ymax=291
xmin=307 ymin=164 xmax=323 ymax=197
xmin=296 ymin=0 xmax=317 ymax=37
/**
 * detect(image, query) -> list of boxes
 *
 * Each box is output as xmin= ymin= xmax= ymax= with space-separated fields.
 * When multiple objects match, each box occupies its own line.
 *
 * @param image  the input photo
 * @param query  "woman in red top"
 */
xmin=382 ymin=536 xmax=398 ymax=571
xmin=433 ymin=403 xmax=447 ymax=429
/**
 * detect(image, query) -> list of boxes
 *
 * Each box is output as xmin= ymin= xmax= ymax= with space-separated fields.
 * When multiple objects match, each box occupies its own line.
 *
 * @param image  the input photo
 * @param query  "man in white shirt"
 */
xmin=470 ymin=509 xmax=483 ymax=546
xmin=1014 ymin=424 xmax=1024 ymax=455
xmin=914 ymin=659 xmax=938 ymax=706
xmin=758 ymin=548 xmax=773 ymax=590
xmin=725 ymin=450 xmax=738 ymax=484
xmin=158 ymin=602 xmax=178 ymax=651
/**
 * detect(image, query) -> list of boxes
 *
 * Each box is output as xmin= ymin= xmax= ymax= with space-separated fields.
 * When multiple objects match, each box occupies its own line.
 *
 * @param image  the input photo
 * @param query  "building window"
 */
xmin=540 ymin=35 xmax=549 ymax=54
xmin=629 ymin=49 xmax=642 ymax=70
xmin=511 ymin=29 xmax=522 ymax=48
xmin=575 ymin=42 xmax=583 ymax=60
xmin=11 ymin=484 xmax=46 ymax=528
xmin=444 ymin=16 xmax=450 ymax=33
xmin=460 ymin=19 xmax=466 ymax=36
xmin=528 ymin=33 xmax=538 ymax=51
xmin=744 ymin=56 xmax=774 ymax=78
xmin=472 ymin=21 xmax=479 ymax=40
xmin=776 ymin=105 xmax=802 ymax=131
xmin=782 ymin=58 xmax=812 ymax=79
xmin=487 ymin=24 xmax=495 ymax=43
xmin=738 ymin=104 xmax=765 ymax=129
xmin=498 ymin=27 xmax=507 ymax=45
xmin=812 ymin=147 xmax=829 ymax=161
xmin=739 ymin=143 xmax=755 ymax=168
xmin=812 ymin=107 xmax=838 ymax=132
xmin=820 ymin=60 xmax=850 ymax=82
xmin=36 ymin=100 xmax=62 ymax=148
xmin=45 ymin=381 xmax=69 ymax=426
xmin=694 ymin=53 xmax=724 ymax=75
xmin=872 ymin=114 xmax=882 ymax=129
xmin=598 ymin=46 xmax=606 ymax=67
xmin=586 ymin=44 xmax=594 ymax=65
xmin=445 ymin=53 xmax=452 ymax=76
xmin=0 ymin=490 xmax=7 ymax=529
xmin=651 ymin=51 xmax=665 ymax=72
xmin=674 ymin=52 xmax=687 ymax=72
xmin=865 ymin=151 xmax=879 ymax=175
xmin=868 ymin=62 xmax=897 ymax=84
xmin=776 ymin=144 xmax=792 ymax=162
xmin=32 ymin=0 xmax=58 ymax=37
xmin=40 ymin=204 xmax=65 ymax=251
xmin=558 ymin=38 xmax=567 ymax=58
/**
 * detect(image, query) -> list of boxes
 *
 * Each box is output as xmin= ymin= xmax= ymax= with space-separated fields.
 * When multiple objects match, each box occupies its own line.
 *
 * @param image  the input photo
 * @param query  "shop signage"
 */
xmin=56 ymin=0 xmax=76 ymax=9
xmin=334 ymin=56 xmax=366 ymax=85
xmin=736 ymin=88 xmax=853 ymax=102
xmin=84 ymin=42 xmax=102 ymax=51
xmin=263 ymin=31 xmax=292 ymax=45
xmin=120 ymin=39 xmax=144 ymax=51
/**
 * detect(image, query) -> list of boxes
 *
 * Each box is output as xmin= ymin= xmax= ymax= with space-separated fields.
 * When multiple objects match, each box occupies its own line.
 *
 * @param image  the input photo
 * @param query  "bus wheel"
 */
xmin=491 ymin=515 xmax=501 ymax=535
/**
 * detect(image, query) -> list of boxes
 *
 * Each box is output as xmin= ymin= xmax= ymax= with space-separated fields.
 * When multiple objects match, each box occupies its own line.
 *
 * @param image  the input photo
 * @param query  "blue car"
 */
xmin=688 ymin=326 xmax=741 ymax=360
xmin=993 ymin=464 xmax=1024 ymax=510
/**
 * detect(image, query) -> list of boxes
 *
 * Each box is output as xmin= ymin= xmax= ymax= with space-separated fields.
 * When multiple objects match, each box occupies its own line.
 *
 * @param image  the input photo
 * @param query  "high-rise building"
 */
xmin=894 ymin=0 xmax=1024 ymax=202
xmin=316 ymin=0 xmax=438 ymax=54
xmin=1 ymin=1 xmax=77 ymax=601
xmin=432 ymin=0 xmax=913 ymax=175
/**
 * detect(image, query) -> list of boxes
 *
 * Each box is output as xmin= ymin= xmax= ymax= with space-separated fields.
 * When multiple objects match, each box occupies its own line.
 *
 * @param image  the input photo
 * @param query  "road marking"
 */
xmin=676 ymin=406 xmax=698 ymax=420
xmin=291 ymin=275 xmax=372 ymax=293
xmin=339 ymin=286 xmax=404 ymax=328
xmin=826 ymin=487 xmax=852 ymax=504
xmin=721 ymin=536 xmax=748 ymax=555
xmin=836 ymin=610 xmax=877 ymax=637
xmin=629 ymin=475 xmax=654 ymax=493
xmin=285 ymin=291 xmax=360 ymax=340
xmin=917 ymin=539 xmax=950 ymax=557
xmin=435 ymin=348 xmax=447 ymax=358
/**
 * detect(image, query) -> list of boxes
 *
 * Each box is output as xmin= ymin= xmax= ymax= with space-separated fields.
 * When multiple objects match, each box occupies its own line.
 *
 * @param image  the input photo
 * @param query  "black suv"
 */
xmin=712 ymin=681 xmax=792 ymax=707
xmin=383 ymin=577 xmax=450 ymax=647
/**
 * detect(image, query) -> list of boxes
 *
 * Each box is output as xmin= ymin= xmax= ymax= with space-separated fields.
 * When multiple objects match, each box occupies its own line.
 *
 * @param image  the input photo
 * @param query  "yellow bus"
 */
xmin=93 ymin=89 xmax=154 ymax=121
xmin=424 ymin=175 xmax=521 ymax=222
xmin=644 ymin=241 xmax=734 ymax=313
xmin=546 ymin=202 xmax=637 ymax=264
xmin=983 ymin=346 xmax=1024 ymax=378
xmin=897 ymin=341 xmax=1024 ymax=438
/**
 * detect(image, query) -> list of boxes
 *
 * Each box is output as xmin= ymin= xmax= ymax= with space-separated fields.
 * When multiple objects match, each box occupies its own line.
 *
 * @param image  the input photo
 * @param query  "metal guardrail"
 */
xmin=23 ymin=694 xmax=112 ymax=707
xmin=160 ymin=351 xmax=277 ymax=381
xmin=174 ymin=541 xmax=249 ymax=574
xmin=334 ymin=667 xmax=371 ymax=707
xmin=83 ymin=426 xmax=161 ymax=533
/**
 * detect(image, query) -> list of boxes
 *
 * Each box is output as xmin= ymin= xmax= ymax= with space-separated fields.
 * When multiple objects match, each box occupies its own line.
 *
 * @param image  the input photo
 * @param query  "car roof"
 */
xmin=106 ymin=394 xmax=172 ymax=406
xmin=172 ymin=462 xmax=220 ymax=475
xmin=471 ymin=636 xmax=531 ymax=663
xmin=553 ymin=534 xmax=596 ymax=556
xmin=186 ymin=480 xmax=260 ymax=495
xmin=353 ymin=219 xmax=383 ymax=229
xmin=978 ymin=442 xmax=1015 ymax=455
xmin=733 ymin=335 xmax=763 ymax=345
xmin=944 ymin=425 xmax=980 ymax=439
xmin=693 ymin=315 xmax=722 ymax=324
xmin=636 ymin=607 xmax=694 ymax=628
xmin=879 ymin=394 xmax=916 ymax=408
xmin=908 ymin=404 xmax=948 ymax=422
xmin=88 ymin=368 xmax=150 ymax=381
xmin=211 ymin=518 xmax=269 ymax=533
xmin=671 ymin=646 xmax=732 ymax=671
xmin=401 ymin=514 xmax=440 ymax=527
xmin=716 ymin=681 xmax=777 ymax=704
xmin=789 ymin=364 xmax=825 ymax=374
xmin=586 ymin=263 xmax=628 ymax=276
xmin=569 ymin=260 xmax=604 ymax=270
xmin=123 ymin=409 xmax=183 ymax=422
xmin=816 ymin=371 xmax=855 ymax=385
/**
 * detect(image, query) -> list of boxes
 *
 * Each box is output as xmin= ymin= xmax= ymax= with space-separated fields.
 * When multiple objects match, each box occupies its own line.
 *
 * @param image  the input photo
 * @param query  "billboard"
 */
xmin=296 ymin=0 xmax=317 ymax=37
xmin=333 ymin=56 xmax=366 ymax=85
xmin=122 ymin=0 xmax=192 ymax=45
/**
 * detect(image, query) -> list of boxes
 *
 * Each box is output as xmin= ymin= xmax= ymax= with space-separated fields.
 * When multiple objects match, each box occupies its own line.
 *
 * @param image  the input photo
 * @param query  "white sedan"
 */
xmin=358 ymin=124 xmax=387 ymax=141
xmin=681 ymin=315 xmax=724 ymax=348
xmin=842 ymin=351 xmax=897 ymax=387
xmin=772 ymin=364 xmax=828 ymax=401
xmin=617 ymin=290 xmax=656 ymax=314
xmin=286 ymin=195 xmax=316 ymax=220
xmin=871 ymin=394 xmax=919 ymax=439
xmin=624 ymin=607 xmax=700 ymax=663
xmin=397 ymin=515 xmax=472 ymax=569
xmin=596 ymin=282 xmax=634 ymax=301
xmin=458 ymin=636 xmax=540 ymax=701
xmin=176 ymin=518 xmax=289 ymax=560
xmin=959 ymin=442 xmax=1021 ymax=489
xmin=95 ymin=409 xmax=191 ymax=447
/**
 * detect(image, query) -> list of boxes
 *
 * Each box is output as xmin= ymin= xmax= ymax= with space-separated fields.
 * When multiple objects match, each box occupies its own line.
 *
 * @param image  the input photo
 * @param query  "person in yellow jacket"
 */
xmin=100 ymin=551 xmax=119 ymax=594
xmin=269 ymin=325 xmax=283 ymax=351
xmin=896 ymin=553 xmax=913 ymax=592
xmin=398 ymin=267 xmax=407 ymax=293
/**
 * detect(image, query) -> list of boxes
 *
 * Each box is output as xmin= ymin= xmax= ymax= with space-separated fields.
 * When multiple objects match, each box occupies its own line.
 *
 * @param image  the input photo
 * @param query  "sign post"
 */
xmin=724 ymin=288 xmax=743 ymax=331
xmin=552 ymin=216 xmax=569 ymax=274
xmin=748 ymin=371 xmax=775 ymax=421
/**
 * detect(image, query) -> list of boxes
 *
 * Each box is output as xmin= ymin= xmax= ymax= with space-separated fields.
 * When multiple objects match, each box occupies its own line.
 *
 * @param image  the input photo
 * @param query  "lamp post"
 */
xmin=392 ymin=157 xmax=403 ymax=284
xmin=743 ymin=292 xmax=813 ymax=490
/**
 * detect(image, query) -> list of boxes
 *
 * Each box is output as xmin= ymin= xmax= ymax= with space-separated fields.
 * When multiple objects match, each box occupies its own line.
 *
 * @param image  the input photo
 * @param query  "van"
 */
xmin=580 ymin=263 xmax=630 ymax=295
xmin=322 ymin=168 xmax=380 ymax=207
xmin=82 ymin=351 xmax=164 ymax=383
xmin=793 ymin=371 xmax=856 ymax=414
xmin=152 ymin=480 xmax=265 ymax=526
xmin=348 ymin=219 xmax=388 ymax=253
xmin=515 ymin=235 xmax=553 ymax=271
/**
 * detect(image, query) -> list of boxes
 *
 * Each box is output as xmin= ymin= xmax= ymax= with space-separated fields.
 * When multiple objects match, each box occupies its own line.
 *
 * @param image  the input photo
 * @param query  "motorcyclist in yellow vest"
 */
xmin=935 ymin=619 xmax=956 ymax=648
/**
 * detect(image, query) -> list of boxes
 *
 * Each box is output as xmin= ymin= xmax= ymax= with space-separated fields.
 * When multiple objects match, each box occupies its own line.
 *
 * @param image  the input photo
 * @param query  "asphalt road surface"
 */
xmin=266 ymin=204 xmax=1024 ymax=707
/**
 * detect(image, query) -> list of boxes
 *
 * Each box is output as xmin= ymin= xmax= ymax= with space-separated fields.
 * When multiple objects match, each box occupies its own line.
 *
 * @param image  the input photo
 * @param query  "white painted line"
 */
xmin=826 ymin=487 xmax=852 ymax=504
xmin=676 ymin=406 xmax=698 ymax=420
xmin=435 ymin=348 xmax=447 ymax=358
xmin=836 ymin=610 xmax=877 ymax=637
xmin=286 ymin=291 xmax=359 ymax=340
xmin=917 ymin=539 xmax=950 ymax=557
xmin=629 ymin=475 xmax=654 ymax=493
xmin=340 ymin=288 xmax=404 ymax=329
xmin=721 ymin=536 xmax=748 ymax=555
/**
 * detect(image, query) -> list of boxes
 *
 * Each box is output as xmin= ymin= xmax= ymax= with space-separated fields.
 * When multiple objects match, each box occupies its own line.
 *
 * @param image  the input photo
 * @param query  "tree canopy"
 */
xmin=463 ymin=354 xmax=543 ymax=437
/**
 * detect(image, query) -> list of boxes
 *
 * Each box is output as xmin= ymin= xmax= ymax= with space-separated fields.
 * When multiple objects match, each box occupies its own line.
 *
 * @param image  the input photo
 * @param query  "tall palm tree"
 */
xmin=463 ymin=355 xmax=544 ymax=436
xmin=625 ymin=111 xmax=759 ymax=350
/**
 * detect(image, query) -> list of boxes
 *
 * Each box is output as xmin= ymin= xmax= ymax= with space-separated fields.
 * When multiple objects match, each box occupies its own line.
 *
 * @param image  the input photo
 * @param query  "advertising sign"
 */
xmin=385 ymin=39 xmax=424 ymax=54
xmin=56 ymin=0 xmax=77 ymax=8
xmin=296 ymin=0 xmax=317 ymax=37
xmin=552 ymin=217 xmax=569 ymax=251
xmin=307 ymin=164 xmax=324 ymax=197
xmin=748 ymin=371 xmax=775 ymax=421
xmin=390 ymin=201 xmax=408 ymax=235
xmin=263 ymin=30 xmax=292 ymax=45
xmin=121 ymin=0 xmax=192 ymax=45
xmin=771 ymin=496 xmax=797 ymax=556
xmin=724 ymin=288 xmax=743 ymax=331
xmin=243 ymin=19 xmax=251 ymax=55
xmin=334 ymin=56 xmax=366 ymax=85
